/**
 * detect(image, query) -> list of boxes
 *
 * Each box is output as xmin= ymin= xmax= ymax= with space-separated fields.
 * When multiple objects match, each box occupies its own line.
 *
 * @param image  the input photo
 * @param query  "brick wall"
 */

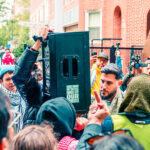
xmin=30 ymin=0 xmax=150 ymax=73
xmin=49 ymin=0 xmax=55 ymax=22
xmin=101 ymin=0 xmax=150 ymax=73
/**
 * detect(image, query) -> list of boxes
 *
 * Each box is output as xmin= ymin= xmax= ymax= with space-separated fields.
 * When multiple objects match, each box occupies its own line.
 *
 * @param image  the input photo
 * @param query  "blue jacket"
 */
xmin=12 ymin=48 xmax=45 ymax=126
xmin=75 ymin=116 xmax=112 ymax=150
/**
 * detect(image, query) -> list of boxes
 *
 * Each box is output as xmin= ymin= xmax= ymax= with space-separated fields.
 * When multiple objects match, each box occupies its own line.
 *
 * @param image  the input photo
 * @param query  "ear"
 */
xmin=118 ymin=80 xmax=123 ymax=87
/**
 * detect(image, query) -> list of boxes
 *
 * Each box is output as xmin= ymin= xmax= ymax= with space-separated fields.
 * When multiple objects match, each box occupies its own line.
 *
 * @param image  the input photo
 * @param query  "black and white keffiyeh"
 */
xmin=0 ymin=84 xmax=27 ymax=131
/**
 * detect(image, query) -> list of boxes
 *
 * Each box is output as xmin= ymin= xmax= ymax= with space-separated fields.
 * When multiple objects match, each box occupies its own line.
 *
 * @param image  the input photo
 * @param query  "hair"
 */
xmin=10 ymin=124 xmax=58 ymax=150
xmin=101 ymin=63 xmax=122 ymax=79
xmin=0 ymin=90 xmax=10 ymax=143
xmin=0 ymin=71 xmax=13 ymax=80
xmin=90 ymin=134 xmax=144 ymax=150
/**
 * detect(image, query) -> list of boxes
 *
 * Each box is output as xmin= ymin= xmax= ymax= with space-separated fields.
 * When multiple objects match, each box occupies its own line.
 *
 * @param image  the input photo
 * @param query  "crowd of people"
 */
xmin=0 ymin=27 xmax=149 ymax=150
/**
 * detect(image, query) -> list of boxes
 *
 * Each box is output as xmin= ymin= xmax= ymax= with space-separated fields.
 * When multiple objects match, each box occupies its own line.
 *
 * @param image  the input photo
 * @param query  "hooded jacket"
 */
xmin=36 ymin=97 xmax=76 ymax=140
xmin=119 ymin=73 xmax=150 ymax=113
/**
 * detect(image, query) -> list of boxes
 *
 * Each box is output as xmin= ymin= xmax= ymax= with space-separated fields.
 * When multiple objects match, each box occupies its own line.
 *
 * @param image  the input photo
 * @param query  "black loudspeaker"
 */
xmin=44 ymin=31 xmax=91 ymax=113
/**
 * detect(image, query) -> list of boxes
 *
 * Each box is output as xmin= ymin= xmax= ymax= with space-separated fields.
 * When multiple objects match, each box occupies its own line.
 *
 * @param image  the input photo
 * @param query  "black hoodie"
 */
xmin=36 ymin=97 xmax=76 ymax=140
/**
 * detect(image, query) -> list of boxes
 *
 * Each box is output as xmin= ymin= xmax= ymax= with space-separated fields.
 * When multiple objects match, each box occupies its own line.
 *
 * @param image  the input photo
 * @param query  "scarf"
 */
xmin=0 ymin=84 xmax=27 ymax=131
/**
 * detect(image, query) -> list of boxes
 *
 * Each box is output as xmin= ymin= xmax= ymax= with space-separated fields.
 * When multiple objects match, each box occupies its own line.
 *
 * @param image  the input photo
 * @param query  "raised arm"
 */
xmin=12 ymin=28 xmax=49 ymax=107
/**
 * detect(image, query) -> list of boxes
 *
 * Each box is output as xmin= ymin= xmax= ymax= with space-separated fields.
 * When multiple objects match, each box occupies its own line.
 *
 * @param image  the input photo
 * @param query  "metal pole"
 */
xmin=130 ymin=46 xmax=134 ymax=64
xmin=42 ymin=45 xmax=46 ymax=93
xmin=101 ymin=39 xmax=103 ymax=52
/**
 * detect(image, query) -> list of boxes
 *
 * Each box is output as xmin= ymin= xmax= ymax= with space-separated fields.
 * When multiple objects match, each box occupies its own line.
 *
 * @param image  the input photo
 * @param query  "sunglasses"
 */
xmin=87 ymin=128 xmax=133 ymax=146
xmin=8 ymin=112 xmax=21 ymax=129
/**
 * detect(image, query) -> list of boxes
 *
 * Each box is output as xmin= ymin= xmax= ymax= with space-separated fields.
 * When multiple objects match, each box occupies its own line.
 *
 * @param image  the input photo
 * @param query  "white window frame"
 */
xmin=85 ymin=10 xmax=102 ymax=42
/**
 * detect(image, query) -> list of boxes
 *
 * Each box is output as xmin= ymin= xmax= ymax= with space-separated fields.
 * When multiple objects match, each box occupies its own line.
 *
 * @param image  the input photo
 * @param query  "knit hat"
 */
xmin=36 ymin=97 xmax=76 ymax=140
xmin=119 ymin=74 xmax=150 ymax=113
xmin=0 ymin=65 xmax=15 ymax=79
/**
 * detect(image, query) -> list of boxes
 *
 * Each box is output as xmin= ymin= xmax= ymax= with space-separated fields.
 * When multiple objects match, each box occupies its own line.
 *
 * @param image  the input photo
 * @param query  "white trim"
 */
xmin=85 ymin=10 xmax=102 ymax=42
xmin=100 ymin=9 xmax=102 ymax=39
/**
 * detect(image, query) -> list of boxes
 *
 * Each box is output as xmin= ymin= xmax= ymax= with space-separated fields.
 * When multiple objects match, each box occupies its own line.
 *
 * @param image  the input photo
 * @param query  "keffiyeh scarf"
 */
xmin=0 ymin=84 xmax=27 ymax=131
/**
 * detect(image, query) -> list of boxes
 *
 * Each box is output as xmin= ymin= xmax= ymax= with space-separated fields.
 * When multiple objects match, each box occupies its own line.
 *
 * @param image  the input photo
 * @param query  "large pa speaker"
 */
xmin=43 ymin=31 xmax=91 ymax=113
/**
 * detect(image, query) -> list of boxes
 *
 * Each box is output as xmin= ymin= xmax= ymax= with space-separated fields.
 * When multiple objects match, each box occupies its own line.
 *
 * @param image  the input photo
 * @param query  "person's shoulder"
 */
xmin=120 ymin=89 xmax=125 ymax=99
xmin=101 ymin=116 xmax=113 ymax=133
xmin=117 ymin=88 xmax=125 ymax=99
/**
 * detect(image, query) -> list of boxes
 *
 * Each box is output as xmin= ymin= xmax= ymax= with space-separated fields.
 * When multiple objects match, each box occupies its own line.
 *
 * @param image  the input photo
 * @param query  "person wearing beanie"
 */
xmin=0 ymin=65 xmax=27 ymax=132
xmin=76 ymin=74 xmax=150 ymax=150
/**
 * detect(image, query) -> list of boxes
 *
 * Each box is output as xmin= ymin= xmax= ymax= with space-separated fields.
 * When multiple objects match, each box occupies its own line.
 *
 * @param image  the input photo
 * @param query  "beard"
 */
xmin=100 ymin=89 xmax=117 ymax=101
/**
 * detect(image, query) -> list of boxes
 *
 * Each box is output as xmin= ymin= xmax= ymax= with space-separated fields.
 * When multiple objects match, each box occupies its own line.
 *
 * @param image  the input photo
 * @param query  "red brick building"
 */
xmin=30 ymin=0 xmax=150 ymax=73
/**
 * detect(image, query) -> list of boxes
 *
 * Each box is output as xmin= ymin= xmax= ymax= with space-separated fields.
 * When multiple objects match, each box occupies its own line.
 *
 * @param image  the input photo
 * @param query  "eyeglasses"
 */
xmin=87 ymin=128 xmax=133 ymax=146
xmin=8 ymin=112 xmax=21 ymax=129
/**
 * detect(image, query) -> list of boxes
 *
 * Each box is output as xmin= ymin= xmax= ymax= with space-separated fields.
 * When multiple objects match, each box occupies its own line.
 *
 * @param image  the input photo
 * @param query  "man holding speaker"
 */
xmin=12 ymin=27 xmax=49 ymax=127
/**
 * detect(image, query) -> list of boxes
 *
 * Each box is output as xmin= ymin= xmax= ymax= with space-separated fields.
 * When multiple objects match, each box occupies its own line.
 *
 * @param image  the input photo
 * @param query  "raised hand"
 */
xmin=74 ymin=117 xmax=89 ymax=131
xmin=88 ymin=90 xmax=110 ymax=125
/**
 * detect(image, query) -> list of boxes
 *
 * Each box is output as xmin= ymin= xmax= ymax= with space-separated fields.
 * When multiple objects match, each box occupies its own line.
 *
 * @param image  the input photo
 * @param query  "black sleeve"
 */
xmin=12 ymin=48 xmax=43 ymax=107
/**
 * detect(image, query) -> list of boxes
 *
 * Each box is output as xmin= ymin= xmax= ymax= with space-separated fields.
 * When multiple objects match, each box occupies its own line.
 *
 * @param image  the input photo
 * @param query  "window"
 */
xmin=87 ymin=11 xmax=101 ymax=41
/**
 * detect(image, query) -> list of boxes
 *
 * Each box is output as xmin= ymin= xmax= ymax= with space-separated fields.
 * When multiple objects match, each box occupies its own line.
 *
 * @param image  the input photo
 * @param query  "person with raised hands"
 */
xmin=92 ymin=63 xmax=124 ymax=114
xmin=12 ymin=27 xmax=49 ymax=127
xmin=76 ymin=90 xmax=110 ymax=150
